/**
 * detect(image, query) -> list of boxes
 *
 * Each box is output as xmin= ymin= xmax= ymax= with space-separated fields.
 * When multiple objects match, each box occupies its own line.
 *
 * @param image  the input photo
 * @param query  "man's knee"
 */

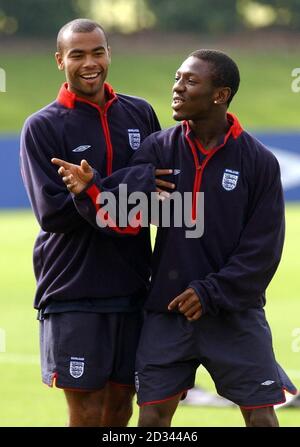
xmin=64 ymin=389 xmax=105 ymax=427
xmin=138 ymin=397 xmax=180 ymax=428
xmin=247 ymin=407 xmax=279 ymax=427
xmin=102 ymin=385 xmax=135 ymax=427
xmin=138 ymin=405 xmax=169 ymax=427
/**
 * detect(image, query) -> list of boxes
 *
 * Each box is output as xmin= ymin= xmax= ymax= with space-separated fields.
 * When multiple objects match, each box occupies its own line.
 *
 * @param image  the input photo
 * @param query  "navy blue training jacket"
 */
xmin=128 ymin=113 xmax=285 ymax=315
xmin=20 ymin=83 xmax=160 ymax=310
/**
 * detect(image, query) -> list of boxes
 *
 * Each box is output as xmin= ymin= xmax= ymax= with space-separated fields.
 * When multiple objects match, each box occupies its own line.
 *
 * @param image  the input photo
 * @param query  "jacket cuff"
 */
xmin=188 ymin=281 xmax=209 ymax=316
xmin=72 ymin=170 xmax=97 ymax=201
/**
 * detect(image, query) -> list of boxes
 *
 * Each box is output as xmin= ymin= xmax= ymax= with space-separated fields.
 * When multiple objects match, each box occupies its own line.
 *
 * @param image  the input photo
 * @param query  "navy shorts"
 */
xmin=135 ymin=310 xmax=297 ymax=408
xmin=40 ymin=311 xmax=143 ymax=390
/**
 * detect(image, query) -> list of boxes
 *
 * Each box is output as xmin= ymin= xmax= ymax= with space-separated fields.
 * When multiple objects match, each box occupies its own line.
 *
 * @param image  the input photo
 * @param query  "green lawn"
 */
xmin=0 ymin=51 xmax=299 ymax=131
xmin=0 ymin=48 xmax=299 ymax=426
xmin=0 ymin=208 xmax=299 ymax=426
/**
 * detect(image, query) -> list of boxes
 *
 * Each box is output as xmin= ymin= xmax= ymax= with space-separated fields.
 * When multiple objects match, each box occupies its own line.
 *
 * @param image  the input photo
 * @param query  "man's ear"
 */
xmin=55 ymin=52 xmax=64 ymax=71
xmin=213 ymin=87 xmax=231 ymax=105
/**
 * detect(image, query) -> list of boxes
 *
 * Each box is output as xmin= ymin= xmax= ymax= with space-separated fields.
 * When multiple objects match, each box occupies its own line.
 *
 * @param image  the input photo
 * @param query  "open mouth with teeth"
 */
xmin=80 ymin=72 xmax=101 ymax=81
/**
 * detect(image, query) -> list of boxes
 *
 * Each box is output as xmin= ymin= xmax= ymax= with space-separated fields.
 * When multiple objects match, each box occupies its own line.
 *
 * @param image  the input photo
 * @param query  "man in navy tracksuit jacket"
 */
xmin=131 ymin=50 xmax=297 ymax=427
xmin=20 ymin=19 xmax=160 ymax=427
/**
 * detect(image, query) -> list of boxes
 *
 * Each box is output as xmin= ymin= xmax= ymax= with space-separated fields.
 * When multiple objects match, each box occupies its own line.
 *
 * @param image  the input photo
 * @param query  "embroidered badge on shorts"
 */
xmin=128 ymin=129 xmax=141 ymax=150
xmin=69 ymin=357 xmax=85 ymax=378
xmin=222 ymin=169 xmax=239 ymax=191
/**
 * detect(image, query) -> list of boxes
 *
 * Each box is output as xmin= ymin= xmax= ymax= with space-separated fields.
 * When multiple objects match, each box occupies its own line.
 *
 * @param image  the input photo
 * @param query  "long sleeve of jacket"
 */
xmin=189 ymin=156 xmax=285 ymax=315
xmin=73 ymin=163 xmax=156 ymax=235
xmin=20 ymin=114 xmax=86 ymax=234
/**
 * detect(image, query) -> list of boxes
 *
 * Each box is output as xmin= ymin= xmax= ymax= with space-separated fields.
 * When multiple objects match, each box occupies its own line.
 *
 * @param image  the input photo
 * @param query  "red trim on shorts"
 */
xmin=48 ymin=372 xmax=57 ymax=387
xmin=57 ymin=382 xmax=134 ymax=392
xmin=56 ymin=385 xmax=104 ymax=393
xmin=48 ymin=371 xmax=104 ymax=392
xmin=139 ymin=388 xmax=191 ymax=407
xmin=239 ymin=386 xmax=298 ymax=410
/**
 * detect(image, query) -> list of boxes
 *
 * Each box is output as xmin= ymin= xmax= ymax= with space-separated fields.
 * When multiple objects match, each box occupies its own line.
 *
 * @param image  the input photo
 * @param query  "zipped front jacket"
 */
xmin=129 ymin=113 xmax=285 ymax=314
xmin=20 ymin=83 xmax=160 ymax=310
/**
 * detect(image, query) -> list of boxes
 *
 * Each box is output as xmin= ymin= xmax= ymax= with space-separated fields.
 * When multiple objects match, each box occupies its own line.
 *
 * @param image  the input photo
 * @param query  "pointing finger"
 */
xmin=51 ymin=158 xmax=71 ymax=169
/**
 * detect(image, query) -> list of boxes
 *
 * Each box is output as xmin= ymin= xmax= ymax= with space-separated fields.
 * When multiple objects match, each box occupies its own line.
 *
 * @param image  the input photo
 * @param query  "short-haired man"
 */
xmin=20 ymin=18 xmax=164 ymax=427
xmin=131 ymin=49 xmax=297 ymax=427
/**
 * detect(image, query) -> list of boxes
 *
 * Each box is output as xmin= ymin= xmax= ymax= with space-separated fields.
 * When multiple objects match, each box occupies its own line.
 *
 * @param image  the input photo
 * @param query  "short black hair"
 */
xmin=190 ymin=49 xmax=240 ymax=106
xmin=57 ymin=18 xmax=108 ymax=53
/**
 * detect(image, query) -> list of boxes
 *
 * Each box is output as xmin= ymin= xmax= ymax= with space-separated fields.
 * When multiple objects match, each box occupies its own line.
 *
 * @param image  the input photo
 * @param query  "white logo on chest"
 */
xmin=222 ymin=169 xmax=239 ymax=191
xmin=128 ymin=129 xmax=141 ymax=150
xmin=72 ymin=145 xmax=91 ymax=153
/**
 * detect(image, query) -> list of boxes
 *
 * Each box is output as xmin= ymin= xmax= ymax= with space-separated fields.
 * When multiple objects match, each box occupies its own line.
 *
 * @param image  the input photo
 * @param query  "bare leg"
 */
xmin=101 ymin=383 xmax=135 ymax=427
xmin=64 ymin=383 xmax=135 ymax=427
xmin=240 ymin=406 xmax=279 ymax=427
xmin=64 ymin=389 xmax=105 ymax=427
xmin=138 ymin=393 xmax=182 ymax=427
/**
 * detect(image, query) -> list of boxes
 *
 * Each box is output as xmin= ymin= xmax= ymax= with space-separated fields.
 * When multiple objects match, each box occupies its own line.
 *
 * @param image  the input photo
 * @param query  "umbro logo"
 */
xmin=72 ymin=145 xmax=91 ymax=153
xmin=173 ymin=169 xmax=181 ymax=176
xmin=261 ymin=380 xmax=275 ymax=386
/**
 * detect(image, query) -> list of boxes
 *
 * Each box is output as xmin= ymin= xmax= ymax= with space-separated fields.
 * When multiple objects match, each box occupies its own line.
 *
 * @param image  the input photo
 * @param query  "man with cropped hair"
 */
xmin=20 ymin=18 xmax=167 ymax=427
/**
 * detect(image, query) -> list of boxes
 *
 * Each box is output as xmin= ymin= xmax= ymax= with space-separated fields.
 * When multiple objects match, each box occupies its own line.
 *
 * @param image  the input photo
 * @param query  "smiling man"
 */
xmin=20 ymin=18 xmax=162 ymax=427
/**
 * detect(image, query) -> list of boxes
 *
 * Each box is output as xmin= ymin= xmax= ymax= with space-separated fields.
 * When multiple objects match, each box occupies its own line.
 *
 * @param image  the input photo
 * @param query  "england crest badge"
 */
xmin=128 ymin=129 xmax=141 ymax=150
xmin=222 ymin=169 xmax=239 ymax=191
xmin=69 ymin=357 xmax=85 ymax=378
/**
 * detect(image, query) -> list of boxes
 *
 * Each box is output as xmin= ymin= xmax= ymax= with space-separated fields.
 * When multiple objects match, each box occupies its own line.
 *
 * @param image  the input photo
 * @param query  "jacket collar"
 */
xmin=184 ymin=112 xmax=243 ymax=145
xmin=56 ymin=82 xmax=118 ymax=110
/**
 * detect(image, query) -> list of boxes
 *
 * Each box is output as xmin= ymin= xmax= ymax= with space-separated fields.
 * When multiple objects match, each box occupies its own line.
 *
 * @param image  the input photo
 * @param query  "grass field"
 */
xmin=0 ymin=47 xmax=300 ymax=426
xmin=0 ymin=50 xmax=300 ymax=132
xmin=0 ymin=208 xmax=299 ymax=427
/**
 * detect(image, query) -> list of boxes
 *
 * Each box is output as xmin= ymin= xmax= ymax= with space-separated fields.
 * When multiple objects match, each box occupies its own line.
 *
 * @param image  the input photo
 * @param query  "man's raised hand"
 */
xmin=51 ymin=158 xmax=93 ymax=195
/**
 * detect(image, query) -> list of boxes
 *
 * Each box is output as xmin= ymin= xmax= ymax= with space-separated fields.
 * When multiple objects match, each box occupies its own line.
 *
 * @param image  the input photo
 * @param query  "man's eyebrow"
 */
xmin=175 ymin=70 xmax=198 ymax=77
xmin=91 ymin=46 xmax=106 ymax=52
xmin=68 ymin=46 xmax=106 ymax=54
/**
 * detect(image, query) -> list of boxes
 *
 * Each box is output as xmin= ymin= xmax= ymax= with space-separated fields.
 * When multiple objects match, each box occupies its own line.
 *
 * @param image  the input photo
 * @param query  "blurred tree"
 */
xmin=0 ymin=0 xmax=79 ymax=36
xmin=146 ymin=0 xmax=300 ymax=32
xmin=1 ymin=0 xmax=300 ymax=36
xmin=238 ymin=0 xmax=300 ymax=30
xmin=146 ymin=0 xmax=241 ymax=33
xmin=76 ymin=0 xmax=155 ymax=33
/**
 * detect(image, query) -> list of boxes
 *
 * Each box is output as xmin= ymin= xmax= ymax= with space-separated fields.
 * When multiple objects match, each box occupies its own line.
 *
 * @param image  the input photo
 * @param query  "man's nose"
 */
xmin=83 ymin=55 xmax=97 ymax=67
xmin=173 ymin=79 xmax=185 ymax=93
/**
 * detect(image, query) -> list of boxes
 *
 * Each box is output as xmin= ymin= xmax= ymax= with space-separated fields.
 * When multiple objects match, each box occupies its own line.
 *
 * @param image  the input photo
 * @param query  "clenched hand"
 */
xmin=168 ymin=288 xmax=202 ymax=321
